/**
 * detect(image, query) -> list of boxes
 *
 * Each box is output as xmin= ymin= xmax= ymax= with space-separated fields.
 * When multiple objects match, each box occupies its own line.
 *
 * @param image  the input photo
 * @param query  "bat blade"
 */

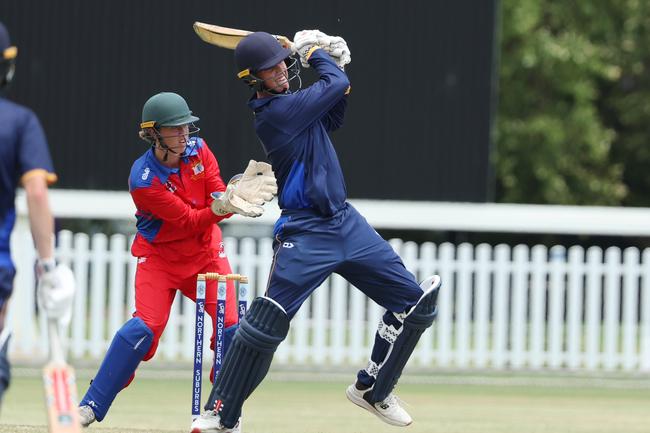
xmin=43 ymin=362 xmax=81 ymax=433
xmin=193 ymin=21 xmax=293 ymax=50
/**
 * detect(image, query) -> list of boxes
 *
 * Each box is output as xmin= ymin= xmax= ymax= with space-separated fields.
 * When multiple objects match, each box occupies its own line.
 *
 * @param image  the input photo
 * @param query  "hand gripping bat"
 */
xmin=193 ymin=22 xmax=293 ymax=50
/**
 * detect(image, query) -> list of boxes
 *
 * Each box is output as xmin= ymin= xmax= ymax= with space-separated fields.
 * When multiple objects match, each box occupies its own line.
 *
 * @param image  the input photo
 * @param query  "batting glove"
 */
xmin=293 ymin=29 xmax=330 ymax=68
xmin=37 ymin=260 xmax=75 ymax=324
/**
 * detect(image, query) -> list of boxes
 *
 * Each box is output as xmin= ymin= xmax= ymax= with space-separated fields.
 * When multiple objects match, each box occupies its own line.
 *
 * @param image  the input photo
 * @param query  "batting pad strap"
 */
xmin=377 ymin=315 xmax=403 ymax=345
xmin=205 ymin=297 xmax=289 ymax=428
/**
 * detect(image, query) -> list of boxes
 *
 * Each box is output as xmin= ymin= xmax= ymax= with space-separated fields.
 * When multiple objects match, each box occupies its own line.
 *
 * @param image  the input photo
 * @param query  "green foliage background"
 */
xmin=496 ymin=0 xmax=650 ymax=205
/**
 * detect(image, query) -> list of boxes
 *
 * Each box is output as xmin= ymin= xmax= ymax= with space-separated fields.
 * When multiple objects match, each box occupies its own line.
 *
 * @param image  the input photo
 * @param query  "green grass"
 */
xmin=1 ymin=370 xmax=649 ymax=433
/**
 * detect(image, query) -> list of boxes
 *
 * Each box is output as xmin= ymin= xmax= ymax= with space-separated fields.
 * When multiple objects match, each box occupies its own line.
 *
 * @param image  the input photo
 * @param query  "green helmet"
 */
xmin=140 ymin=92 xmax=199 ymax=129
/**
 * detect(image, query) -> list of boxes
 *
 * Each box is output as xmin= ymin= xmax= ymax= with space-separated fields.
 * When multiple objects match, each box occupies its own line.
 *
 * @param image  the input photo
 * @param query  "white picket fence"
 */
xmin=8 ymin=228 xmax=650 ymax=372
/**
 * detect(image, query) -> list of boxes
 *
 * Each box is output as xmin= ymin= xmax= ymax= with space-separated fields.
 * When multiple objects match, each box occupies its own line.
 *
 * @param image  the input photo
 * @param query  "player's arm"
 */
xmin=269 ymin=49 xmax=350 ymax=137
xmin=18 ymin=110 xmax=74 ymax=323
xmin=131 ymin=183 xmax=227 ymax=232
xmin=21 ymin=172 xmax=54 ymax=261
xmin=320 ymin=92 xmax=349 ymax=132
xmin=17 ymin=109 xmax=58 ymax=264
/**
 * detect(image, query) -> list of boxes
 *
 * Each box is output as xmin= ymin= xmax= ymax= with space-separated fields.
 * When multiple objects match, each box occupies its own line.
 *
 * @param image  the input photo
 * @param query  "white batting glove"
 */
xmin=293 ymin=30 xmax=330 ymax=68
xmin=211 ymin=160 xmax=277 ymax=218
xmin=325 ymin=36 xmax=351 ymax=69
xmin=37 ymin=260 xmax=75 ymax=324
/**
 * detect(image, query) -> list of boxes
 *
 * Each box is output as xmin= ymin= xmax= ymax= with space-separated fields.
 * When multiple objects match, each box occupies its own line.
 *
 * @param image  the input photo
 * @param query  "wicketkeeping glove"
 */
xmin=211 ymin=160 xmax=277 ymax=218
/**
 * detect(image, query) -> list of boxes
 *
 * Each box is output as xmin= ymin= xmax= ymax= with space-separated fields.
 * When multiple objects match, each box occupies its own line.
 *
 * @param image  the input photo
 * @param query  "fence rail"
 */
xmin=8 ymin=229 xmax=650 ymax=372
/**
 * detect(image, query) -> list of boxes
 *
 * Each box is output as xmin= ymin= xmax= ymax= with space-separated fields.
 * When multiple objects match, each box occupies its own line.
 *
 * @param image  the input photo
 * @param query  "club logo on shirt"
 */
xmin=218 ymin=241 xmax=227 ymax=258
xmin=141 ymin=167 xmax=150 ymax=180
xmin=282 ymin=242 xmax=294 ymax=248
xmin=191 ymin=161 xmax=205 ymax=180
xmin=165 ymin=180 xmax=177 ymax=193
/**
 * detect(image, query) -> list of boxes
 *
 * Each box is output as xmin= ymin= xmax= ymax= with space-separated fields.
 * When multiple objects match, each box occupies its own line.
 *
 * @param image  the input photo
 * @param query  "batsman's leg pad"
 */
xmin=367 ymin=275 xmax=440 ymax=403
xmin=205 ymin=297 xmax=289 ymax=428
xmin=79 ymin=317 xmax=153 ymax=421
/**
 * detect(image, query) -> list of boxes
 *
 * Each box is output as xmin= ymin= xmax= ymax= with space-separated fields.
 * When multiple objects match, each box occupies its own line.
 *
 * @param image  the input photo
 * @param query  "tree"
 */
xmin=495 ymin=0 xmax=637 ymax=205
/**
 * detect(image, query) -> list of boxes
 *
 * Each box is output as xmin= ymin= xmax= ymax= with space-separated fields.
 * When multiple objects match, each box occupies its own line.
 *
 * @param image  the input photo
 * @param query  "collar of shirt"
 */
xmin=145 ymin=136 xmax=202 ymax=181
xmin=145 ymin=148 xmax=179 ymax=184
xmin=248 ymin=92 xmax=288 ymax=112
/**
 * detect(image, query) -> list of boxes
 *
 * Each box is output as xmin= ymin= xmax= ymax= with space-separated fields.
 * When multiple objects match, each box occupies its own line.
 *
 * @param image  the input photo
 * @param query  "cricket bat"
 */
xmin=193 ymin=21 xmax=293 ymax=50
xmin=43 ymin=318 xmax=81 ymax=433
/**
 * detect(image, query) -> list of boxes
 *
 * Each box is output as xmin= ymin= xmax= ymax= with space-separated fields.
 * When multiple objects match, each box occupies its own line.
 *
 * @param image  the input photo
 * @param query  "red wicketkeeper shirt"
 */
xmin=128 ymin=137 xmax=230 ymax=263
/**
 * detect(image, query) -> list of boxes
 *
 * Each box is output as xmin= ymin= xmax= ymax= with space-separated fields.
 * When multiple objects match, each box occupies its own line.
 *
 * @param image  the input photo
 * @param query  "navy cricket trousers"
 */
xmin=267 ymin=203 xmax=423 ymax=319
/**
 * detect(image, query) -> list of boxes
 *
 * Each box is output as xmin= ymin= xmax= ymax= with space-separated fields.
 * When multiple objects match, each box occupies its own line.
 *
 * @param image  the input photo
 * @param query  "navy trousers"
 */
xmin=268 ymin=203 xmax=422 ymax=319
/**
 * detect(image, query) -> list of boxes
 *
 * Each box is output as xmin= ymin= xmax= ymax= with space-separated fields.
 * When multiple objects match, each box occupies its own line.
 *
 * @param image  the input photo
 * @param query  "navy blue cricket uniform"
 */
xmin=249 ymin=49 xmax=422 ymax=319
xmin=0 ymin=97 xmax=57 ymax=305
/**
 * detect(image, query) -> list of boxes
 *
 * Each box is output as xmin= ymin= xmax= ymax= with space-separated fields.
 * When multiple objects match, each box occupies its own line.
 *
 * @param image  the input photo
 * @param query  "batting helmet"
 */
xmin=0 ymin=21 xmax=17 ymax=89
xmin=234 ymin=32 xmax=300 ymax=93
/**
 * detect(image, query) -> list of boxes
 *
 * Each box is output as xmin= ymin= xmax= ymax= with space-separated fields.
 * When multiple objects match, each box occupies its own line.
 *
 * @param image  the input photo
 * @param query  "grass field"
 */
xmin=1 ymin=369 xmax=649 ymax=433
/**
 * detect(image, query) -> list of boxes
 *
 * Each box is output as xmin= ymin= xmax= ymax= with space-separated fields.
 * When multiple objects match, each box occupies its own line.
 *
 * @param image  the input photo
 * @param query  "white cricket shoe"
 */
xmin=346 ymin=384 xmax=412 ymax=426
xmin=190 ymin=411 xmax=241 ymax=433
xmin=78 ymin=405 xmax=96 ymax=427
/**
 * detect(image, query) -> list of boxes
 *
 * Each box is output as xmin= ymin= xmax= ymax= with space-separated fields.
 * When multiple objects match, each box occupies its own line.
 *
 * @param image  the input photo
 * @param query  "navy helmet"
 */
xmin=234 ymin=32 xmax=300 ymax=93
xmin=0 ymin=21 xmax=17 ymax=89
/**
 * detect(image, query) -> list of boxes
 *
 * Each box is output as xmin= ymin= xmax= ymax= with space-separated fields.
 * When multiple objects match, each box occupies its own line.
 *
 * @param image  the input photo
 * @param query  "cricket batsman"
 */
xmin=0 ymin=21 xmax=75 ymax=408
xmin=191 ymin=30 xmax=440 ymax=433
xmin=77 ymin=92 xmax=277 ymax=427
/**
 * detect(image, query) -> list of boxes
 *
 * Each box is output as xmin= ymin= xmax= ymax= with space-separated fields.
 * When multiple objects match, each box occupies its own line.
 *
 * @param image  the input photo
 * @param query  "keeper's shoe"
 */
xmin=78 ymin=405 xmax=96 ymax=427
xmin=346 ymin=383 xmax=413 ymax=426
xmin=190 ymin=411 xmax=241 ymax=433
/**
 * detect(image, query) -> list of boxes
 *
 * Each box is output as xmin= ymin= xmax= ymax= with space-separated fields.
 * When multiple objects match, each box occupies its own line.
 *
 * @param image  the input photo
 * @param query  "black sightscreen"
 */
xmin=1 ymin=0 xmax=497 ymax=201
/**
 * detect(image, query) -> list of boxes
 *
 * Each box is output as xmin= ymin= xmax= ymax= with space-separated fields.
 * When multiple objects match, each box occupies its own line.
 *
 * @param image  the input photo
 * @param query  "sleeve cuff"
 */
xmin=21 ymin=169 xmax=58 ymax=186
xmin=305 ymin=45 xmax=323 ymax=62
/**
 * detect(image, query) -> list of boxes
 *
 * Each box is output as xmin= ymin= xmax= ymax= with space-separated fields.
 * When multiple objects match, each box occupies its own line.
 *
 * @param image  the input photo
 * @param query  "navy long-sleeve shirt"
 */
xmin=248 ymin=49 xmax=351 ymax=217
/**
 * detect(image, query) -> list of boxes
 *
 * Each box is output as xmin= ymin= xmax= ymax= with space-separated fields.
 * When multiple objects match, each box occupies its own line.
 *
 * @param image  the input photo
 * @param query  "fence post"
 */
xmin=436 ymin=243 xmax=454 ymax=367
xmin=548 ymin=245 xmax=566 ymax=368
xmin=473 ymin=244 xmax=491 ymax=368
xmin=455 ymin=243 xmax=472 ymax=368
xmin=622 ymin=248 xmax=639 ymax=370
xmin=511 ymin=244 xmax=529 ymax=369
xmin=566 ymin=246 xmax=584 ymax=369
xmin=529 ymin=245 xmax=547 ymax=369
xmin=603 ymin=247 xmax=622 ymax=370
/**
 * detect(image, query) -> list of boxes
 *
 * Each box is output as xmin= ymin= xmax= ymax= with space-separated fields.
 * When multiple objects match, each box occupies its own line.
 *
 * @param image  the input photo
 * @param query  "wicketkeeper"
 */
xmin=191 ymin=30 xmax=440 ymax=433
xmin=77 ymin=92 xmax=277 ymax=427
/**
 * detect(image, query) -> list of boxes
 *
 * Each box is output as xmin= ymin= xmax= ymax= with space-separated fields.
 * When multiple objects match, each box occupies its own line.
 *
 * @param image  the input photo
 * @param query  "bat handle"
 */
xmin=47 ymin=318 xmax=66 ymax=364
